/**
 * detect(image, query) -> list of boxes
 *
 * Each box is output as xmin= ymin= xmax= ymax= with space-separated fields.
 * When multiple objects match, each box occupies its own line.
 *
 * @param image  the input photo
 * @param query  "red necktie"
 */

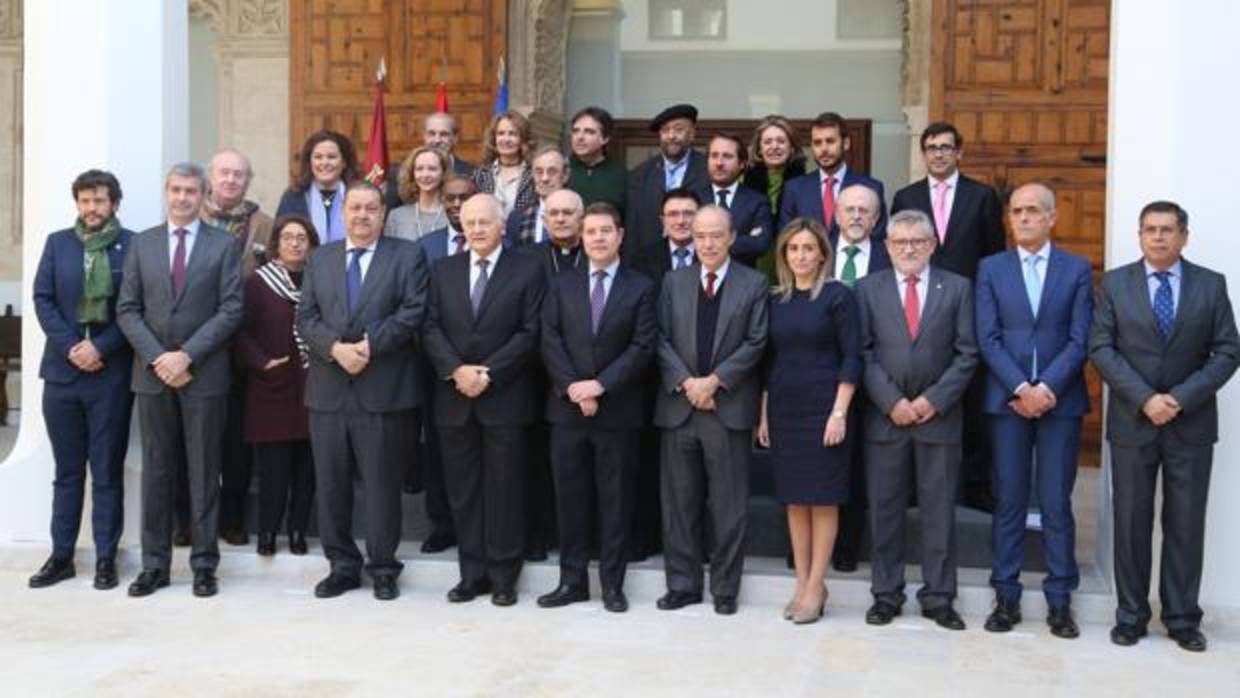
xmin=904 ymin=274 xmax=920 ymax=339
xmin=705 ymin=271 xmax=717 ymax=300
xmin=171 ymin=228 xmax=188 ymax=296
xmin=822 ymin=175 xmax=836 ymax=226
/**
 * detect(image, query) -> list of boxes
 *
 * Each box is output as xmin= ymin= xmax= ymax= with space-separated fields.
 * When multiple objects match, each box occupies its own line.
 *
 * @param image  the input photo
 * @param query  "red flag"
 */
xmin=435 ymin=83 xmax=449 ymax=113
xmin=362 ymin=59 xmax=389 ymax=186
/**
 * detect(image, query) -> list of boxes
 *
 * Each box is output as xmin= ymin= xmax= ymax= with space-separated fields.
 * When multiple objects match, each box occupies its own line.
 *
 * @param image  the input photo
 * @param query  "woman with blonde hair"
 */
xmin=744 ymin=115 xmax=809 ymax=277
xmin=472 ymin=109 xmax=538 ymax=218
xmin=757 ymin=217 xmax=862 ymax=624
xmin=384 ymin=145 xmax=450 ymax=240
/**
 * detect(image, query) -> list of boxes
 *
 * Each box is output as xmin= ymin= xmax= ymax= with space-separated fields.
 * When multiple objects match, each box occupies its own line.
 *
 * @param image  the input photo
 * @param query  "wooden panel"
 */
xmin=289 ymin=0 xmax=506 ymax=185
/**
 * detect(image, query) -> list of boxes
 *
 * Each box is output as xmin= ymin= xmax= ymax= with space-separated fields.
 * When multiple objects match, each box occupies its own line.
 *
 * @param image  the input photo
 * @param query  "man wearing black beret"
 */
xmin=624 ymin=104 xmax=709 ymax=259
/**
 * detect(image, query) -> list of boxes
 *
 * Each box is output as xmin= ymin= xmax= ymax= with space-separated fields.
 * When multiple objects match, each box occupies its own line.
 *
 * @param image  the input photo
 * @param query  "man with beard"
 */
xmin=624 ymin=104 xmax=709 ymax=257
xmin=778 ymin=111 xmax=886 ymax=241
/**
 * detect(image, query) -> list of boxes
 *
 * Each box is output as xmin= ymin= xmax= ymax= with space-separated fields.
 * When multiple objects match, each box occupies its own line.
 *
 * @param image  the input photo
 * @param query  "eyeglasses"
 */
xmin=924 ymin=145 xmax=957 ymax=155
xmin=887 ymin=238 xmax=934 ymax=250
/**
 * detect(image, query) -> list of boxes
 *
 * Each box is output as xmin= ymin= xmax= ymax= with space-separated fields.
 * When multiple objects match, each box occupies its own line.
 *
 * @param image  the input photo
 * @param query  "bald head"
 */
xmin=1008 ymin=182 xmax=1057 ymax=252
xmin=543 ymin=188 xmax=584 ymax=248
xmin=835 ymin=184 xmax=881 ymax=243
xmin=692 ymin=204 xmax=735 ymax=272
xmin=460 ymin=193 xmax=505 ymax=257
xmin=207 ymin=148 xmax=253 ymax=209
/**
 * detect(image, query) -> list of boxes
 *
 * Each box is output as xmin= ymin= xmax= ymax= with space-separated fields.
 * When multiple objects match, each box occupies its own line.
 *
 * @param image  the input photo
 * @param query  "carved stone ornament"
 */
xmin=0 ymin=0 xmax=22 ymax=40
xmin=189 ymin=0 xmax=286 ymax=39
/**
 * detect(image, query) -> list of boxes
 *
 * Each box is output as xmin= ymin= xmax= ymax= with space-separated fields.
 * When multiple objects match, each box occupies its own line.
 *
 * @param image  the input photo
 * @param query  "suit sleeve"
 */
xmin=32 ymin=237 xmax=82 ymax=359
xmin=365 ymin=244 xmax=428 ymax=357
xmin=539 ymin=279 xmax=576 ymax=396
xmin=973 ymin=262 xmax=1029 ymax=393
xmin=730 ymin=196 xmax=775 ymax=262
xmin=777 ymin=180 xmax=800 ymax=232
xmin=922 ymin=281 xmax=980 ymax=412
xmin=421 ymin=265 xmax=465 ymax=379
xmin=712 ymin=278 xmax=769 ymax=390
xmin=656 ymin=277 xmax=695 ymax=394
xmin=1168 ymin=275 xmax=1240 ymax=413
xmin=481 ymin=263 xmax=545 ymax=389
xmin=596 ymin=281 xmax=658 ymax=392
xmin=1088 ymin=279 xmax=1158 ymax=408
xmin=870 ymin=179 xmax=889 ymax=242
xmin=180 ymin=241 xmax=243 ymax=364
xmin=116 ymin=240 xmax=168 ymax=365
xmin=295 ymin=249 xmax=342 ymax=362
xmin=980 ymin=185 xmax=1007 ymax=258
xmin=1035 ymin=259 xmax=1094 ymax=397
xmin=860 ymin=282 xmax=905 ymax=413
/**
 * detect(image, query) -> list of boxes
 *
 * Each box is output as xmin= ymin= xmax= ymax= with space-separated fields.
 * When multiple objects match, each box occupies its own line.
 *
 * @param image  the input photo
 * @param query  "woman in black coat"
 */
xmin=743 ymin=115 xmax=809 ymax=277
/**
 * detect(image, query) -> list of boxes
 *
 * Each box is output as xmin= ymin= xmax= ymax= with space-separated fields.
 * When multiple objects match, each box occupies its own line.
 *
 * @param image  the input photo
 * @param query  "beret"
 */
xmin=649 ymin=104 xmax=699 ymax=132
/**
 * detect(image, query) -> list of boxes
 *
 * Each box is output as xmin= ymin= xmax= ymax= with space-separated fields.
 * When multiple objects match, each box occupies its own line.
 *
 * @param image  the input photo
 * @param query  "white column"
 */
xmin=1107 ymin=0 xmax=1240 ymax=614
xmin=0 ymin=0 xmax=188 ymax=547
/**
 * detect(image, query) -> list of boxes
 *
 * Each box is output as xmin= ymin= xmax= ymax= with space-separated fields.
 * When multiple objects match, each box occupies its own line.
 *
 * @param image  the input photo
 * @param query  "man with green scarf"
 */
xmin=29 ymin=169 xmax=135 ymax=592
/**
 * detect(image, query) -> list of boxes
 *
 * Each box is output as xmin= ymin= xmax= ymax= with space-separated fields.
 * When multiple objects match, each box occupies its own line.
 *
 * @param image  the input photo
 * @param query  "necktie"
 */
xmin=673 ymin=247 xmax=691 ymax=270
xmin=1025 ymin=255 xmax=1043 ymax=378
xmin=1153 ymin=271 xmax=1175 ymax=339
xmin=841 ymin=245 xmax=860 ymax=286
xmin=705 ymin=271 xmax=717 ymax=300
xmin=321 ymin=189 xmax=337 ymax=240
xmin=590 ymin=270 xmax=608 ymax=334
xmin=171 ymin=228 xmax=188 ymax=296
xmin=904 ymin=274 xmax=920 ymax=339
xmin=346 ymin=247 xmax=367 ymax=315
xmin=471 ymin=258 xmax=490 ymax=316
xmin=821 ymin=175 xmax=836 ymax=227
xmin=452 ymin=234 xmax=466 ymax=255
xmin=717 ymin=189 xmax=730 ymax=209
xmin=933 ymin=180 xmax=950 ymax=243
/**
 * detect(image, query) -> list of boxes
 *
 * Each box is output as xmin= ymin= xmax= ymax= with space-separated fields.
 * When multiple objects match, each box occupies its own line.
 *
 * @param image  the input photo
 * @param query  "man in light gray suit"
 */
xmin=117 ymin=162 xmax=243 ymax=598
xmin=855 ymin=209 xmax=977 ymax=630
xmin=1090 ymin=200 xmax=1239 ymax=652
xmin=296 ymin=180 xmax=429 ymax=601
xmin=654 ymin=204 xmax=768 ymax=616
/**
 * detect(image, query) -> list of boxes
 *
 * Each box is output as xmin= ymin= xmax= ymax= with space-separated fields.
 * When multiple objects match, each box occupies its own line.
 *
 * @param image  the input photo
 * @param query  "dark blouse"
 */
xmin=233 ymin=271 xmax=310 ymax=443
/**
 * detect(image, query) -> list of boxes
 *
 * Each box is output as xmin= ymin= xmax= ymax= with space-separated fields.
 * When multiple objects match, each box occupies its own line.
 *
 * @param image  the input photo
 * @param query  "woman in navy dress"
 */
xmin=757 ymin=217 xmax=862 ymax=623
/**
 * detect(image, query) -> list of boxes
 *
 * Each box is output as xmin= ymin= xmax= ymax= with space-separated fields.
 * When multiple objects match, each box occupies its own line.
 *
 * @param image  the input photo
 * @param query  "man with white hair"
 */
xmin=202 ymin=148 xmax=274 ymax=278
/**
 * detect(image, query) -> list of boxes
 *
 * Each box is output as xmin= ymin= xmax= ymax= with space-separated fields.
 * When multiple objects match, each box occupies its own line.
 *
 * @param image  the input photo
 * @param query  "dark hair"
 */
xmin=343 ymin=179 xmax=386 ymax=206
xmin=582 ymin=201 xmax=622 ymax=229
xmin=1139 ymin=200 xmax=1189 ymax=229
xmin=920 ymin=121 xmax=963 ymax=151
xmin=708 ymin=132 xmax=748 ymax=164
xmin=294 ymin=130 xmax=360 ymax=191
xmin=72 ymin=169 xmax=122 ymax=204
xmin=268 ymin=213 xmax=321 ymax=252
xmin=571 ymin=106 xmax=615 ymax=140
xmin=660 ymin=187 xmax=701 ymax=212
xmin=810 ymin=111 xmax=848 ymax=137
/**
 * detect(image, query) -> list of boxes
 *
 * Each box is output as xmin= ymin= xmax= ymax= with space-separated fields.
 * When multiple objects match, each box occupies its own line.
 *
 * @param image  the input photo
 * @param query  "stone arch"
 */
xmin=507 ymin=0 xmax=572 ymax=145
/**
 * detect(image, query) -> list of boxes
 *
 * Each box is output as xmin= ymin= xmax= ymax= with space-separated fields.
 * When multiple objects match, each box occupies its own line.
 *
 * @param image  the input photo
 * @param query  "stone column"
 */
xmin=509 ymin=0 xmax=572 ymax=146
xmin=0 ymin=0 xmax=23 ymax=309
xmin=899 ymin=0 xmax=932 ymax=180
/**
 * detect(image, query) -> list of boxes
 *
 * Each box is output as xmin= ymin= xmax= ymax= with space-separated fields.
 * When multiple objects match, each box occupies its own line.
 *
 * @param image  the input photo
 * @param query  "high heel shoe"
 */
xmin=792 ymin=597 xmax=826 ymax=625
xmin=783 ymin=598 xmax=798 ymax=620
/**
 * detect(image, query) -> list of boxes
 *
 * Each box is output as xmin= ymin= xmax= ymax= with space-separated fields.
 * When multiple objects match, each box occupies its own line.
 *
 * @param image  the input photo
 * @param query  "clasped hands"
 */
xmin=567 ymin=379 xmax=604 ymax=417
xmin=681 ymin=374 xmax=721 ymax=412
xmin=888 ymin=395 xmax=937 ymax=426
xmin=1009 ymin=383 xmax=1057 ymax=419
xmin=1142 ymin=393 xmax=1181 ymax=426
xmin=152 ymin=349 xmax=192 ymax=388
xmin=331 ymin=334 xmax=371 ymax=376
xmin=451 ymin=364 xmax=491 ymax=398
xmin=68 ymin=339 xmax=104 ymax=373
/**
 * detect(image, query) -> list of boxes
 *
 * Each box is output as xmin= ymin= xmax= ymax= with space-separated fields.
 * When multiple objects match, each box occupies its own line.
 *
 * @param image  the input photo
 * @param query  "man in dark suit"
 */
xmin=624 ymin=104 xmax=709 ymax=257
xmin=855 ymin=209 xmax=978 ymax=631
xmin=28 ymin=170 xmax=134 ymax=591
xmin=654 ymin=205 xmax=768 ymax=615
xmin=892 ymin=121 xmax=1008 ymax=512
xmin=296 ymin=181 xmax=429 ymax=601
xmin=536 ymin=202 xmax=657 ymax=613
xmin=385 ymin=111 xmax=476 ymax=208
xmin=779 ymin=111 xmax=887 ymax=241
xmin=526 ymin=188 xmax=586 ymax=276
xmin=1090 ymin=200 xmax=1240 ymax=653
xmin=630 ymin=187 xmax=701 ymax=287
xmin=423 ymin=193 xmax=546 ymax=607
xmin=505 ymin=146 xmax=570 ymax=247
xmin=975 ymin=183 xmax=1093 ymax=638
xmin=694 ymin=133 xmax=773 ymax=266
xmin=117 ymin=162 xmax=243 ymax=598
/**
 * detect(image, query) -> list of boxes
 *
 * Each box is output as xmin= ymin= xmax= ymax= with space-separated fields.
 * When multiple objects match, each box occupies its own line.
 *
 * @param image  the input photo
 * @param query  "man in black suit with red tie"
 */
xmin=536 ymin=202 xmax=657 ymax=613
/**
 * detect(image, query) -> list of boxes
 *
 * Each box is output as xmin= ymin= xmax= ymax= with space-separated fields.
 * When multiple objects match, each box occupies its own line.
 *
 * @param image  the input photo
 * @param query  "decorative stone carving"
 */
xmin=0 ymin=0 xmax=21 ymax=40
xmin=235 ymin=0 xmax=286 ymax=38
xmin=900 ymin=0 xmax=932 ymax=180
xmin=188 ymin=0 xmax=227 ymax=34
xmin=509 ymin=0 xmax=571 ymax=144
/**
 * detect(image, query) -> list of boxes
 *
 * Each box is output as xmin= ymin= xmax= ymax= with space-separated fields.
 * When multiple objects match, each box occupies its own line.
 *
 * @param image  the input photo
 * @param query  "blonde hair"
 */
xmin=397 ymin=145 xmax=450 ymax=204
xmin=481 ymin=110 xmax=535 ymax=165
xmin=771 ymin=217 xmax=833 ymax=302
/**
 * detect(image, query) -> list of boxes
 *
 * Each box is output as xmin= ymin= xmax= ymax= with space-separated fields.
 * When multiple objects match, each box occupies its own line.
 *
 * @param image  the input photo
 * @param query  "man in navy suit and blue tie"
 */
xmin=778 ymin=111 xmax=886 ymax=241
xmin=29 ymin=170 xmax=135 ymax=591
xmin=974 ymin=183 xmax=1093 ymax=638
xmin=695 ymin=133 xmax=773 ymax=267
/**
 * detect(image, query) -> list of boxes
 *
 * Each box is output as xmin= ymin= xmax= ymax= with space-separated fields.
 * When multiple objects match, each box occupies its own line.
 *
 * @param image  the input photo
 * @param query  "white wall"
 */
xmin=1107 ymin=0 xmax=1240 ymax=614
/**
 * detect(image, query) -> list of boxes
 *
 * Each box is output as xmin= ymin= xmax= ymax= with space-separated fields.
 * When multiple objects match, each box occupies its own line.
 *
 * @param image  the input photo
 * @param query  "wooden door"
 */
xmin=932 ymin=0 xmax=1110 ymax=465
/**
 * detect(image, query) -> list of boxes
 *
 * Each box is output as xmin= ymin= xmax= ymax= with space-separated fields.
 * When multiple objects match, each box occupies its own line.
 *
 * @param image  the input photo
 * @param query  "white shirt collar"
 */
xmin=1018 ymin=240 xmax=1051 ymax=263
xmin=668 ymin=239 xmax=694 ymax=256
xmin=701 ymin=259 xmax=730 ymax=286
xmin=167 ymin=219 xmax=201 ymax=236
xmin=589 ymin=258 xmax=620 ymax=278
xmin=712 ymin=180 xmax=739 ymax=197
xmin=928 ymin=169 xmax=960 ymax=190
xmin=470 ymin=244 xmax=502 ymax=268
xmin=840 ymin=236 xmax=871 ymax=253
xmin=819 ymin=163 xmax=849 ymax=184
xmin=345 ymin=236 xmax=379 ymax=253
xmin=1144 ymin=258 xmax=1183 ymax=278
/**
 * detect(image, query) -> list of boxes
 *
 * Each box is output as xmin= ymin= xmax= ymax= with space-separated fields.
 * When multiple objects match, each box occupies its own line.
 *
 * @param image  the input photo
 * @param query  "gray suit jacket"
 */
xmin=654 ymin=263 xmax=768 ymax=430
xmin=116 ymin=222 xmax=243 ymax=397
xmin=856 ymin=267 xmax=978 ymax=443
xmin=295 ymin=236 xmax=429 ymax=413
xmin=1088 ymin=258 xmax=1240 ymax=447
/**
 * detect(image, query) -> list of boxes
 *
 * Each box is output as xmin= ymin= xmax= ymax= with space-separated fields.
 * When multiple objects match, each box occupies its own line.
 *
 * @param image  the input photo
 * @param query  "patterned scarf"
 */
xmin=254 ymin=260 xmax=310 ymax=368
xmin=202 ymin=198 xmax=261 ymax=241
xmin=73 ymin=216 xmax=121 ymax=325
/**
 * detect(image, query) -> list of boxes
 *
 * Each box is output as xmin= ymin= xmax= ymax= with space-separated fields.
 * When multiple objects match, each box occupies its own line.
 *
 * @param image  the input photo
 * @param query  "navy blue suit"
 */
xmin=778 ymin=169 xmax=888 ymax=243
xmin=33 ymin=226 xmax=136 ymax=560
xmin=694 ymin=184 xmax=773 ymax=267
xmin=974 ymin=245 xmax=1093 ymax=606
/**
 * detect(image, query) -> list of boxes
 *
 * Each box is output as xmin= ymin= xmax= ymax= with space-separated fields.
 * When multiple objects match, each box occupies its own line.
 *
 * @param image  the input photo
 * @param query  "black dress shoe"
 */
xmin=1047 ymin=605 xmax=1079 ymax=639
xmin=28 ymin=556 xmax=75 ymax=588
xmin=128 ymin=568 xmax=171 ymax=597
xmin=446 ymin=579 xmax=492 ymax=603
xmin=602 ymin=588 xmax=629 ymax=613
xmin=94 ymin=558 xmax=118 ymax=590
xmin=984 ymin=599 xmax=1022 ymax=633
xmin=537 ymin=584 xmax=589 ymax=608
xmin=832 ymin=555 xmax=858 ymax=573
xmin=1110 ymin=623 xmax=1147 ymax=647
xmin=865 ymin=601 xmax=902 ymax=625
xmin=288 ymin=531 xmax=308 ymax=556
xmin=656 ymin=590 xmax=703 ymax=611
xmin=713 ymin=596 xmax=738 ymax=615
xmin=256 ymin=532 xmax=276 ymax=556
xmin=314 ymin=573 xmax=361 ymax=598
xmin=524 ymin=547 xmax=548 ymax=562
xmin=221 ymin=529 xmax=248 ymax=546
xmin=192 ymin=570 xmax=218 ymax=597
xmin=173 ymin=530 xmax=191 ymax=547
xmin=1169 ymin=628 xmax=1207 ymax=653
xmin=491 ymin=590 xmax=518 ymax=607
xmin=420 ymin=530 xmax=457 ymax=554
xmin=373 ymin=574 xmax=400 ymax=601
xmin=922 ymin=605 xmax=966 ymax=630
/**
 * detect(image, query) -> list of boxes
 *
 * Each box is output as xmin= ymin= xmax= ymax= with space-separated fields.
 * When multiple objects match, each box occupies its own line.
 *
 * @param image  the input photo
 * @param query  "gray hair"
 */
xmin=694 ymin=204 xmax=734 ymax=236
xmin=207 ymin=148 xmax=254 ymax=179
xmin=424 ymin=111 xmax=458 ymax=133
xmin=837 ymin=183 xmax=880 ymax=213
xmin=887 ymin=209 xmax=936 ymax=240
xmin=165 ymin=162 xmax=207 ymax=191
xmin=1011 ymin=182 xmax=1056 ymax=214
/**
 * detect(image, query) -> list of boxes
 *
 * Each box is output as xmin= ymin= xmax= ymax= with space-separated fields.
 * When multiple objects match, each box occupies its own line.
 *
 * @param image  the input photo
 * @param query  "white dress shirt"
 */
xmin=344 ymin=237 xmax=379 ymax=282
xmin=834 ymin=237 xmax=872 ymax=280
xmin=700 ymin=259 xmax=730 ymax=292
xmin=588 ymin=259 xmax=620 ymax=304
xmin=469 ymin=245 xmax=503 ymax=290
xmin=167 ymin=219 xmax=201 ymax=267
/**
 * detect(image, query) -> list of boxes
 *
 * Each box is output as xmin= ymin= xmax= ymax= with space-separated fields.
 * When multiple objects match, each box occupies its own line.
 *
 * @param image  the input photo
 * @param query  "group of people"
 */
xmin=26 ymin=103 xmax=1238 ymax=653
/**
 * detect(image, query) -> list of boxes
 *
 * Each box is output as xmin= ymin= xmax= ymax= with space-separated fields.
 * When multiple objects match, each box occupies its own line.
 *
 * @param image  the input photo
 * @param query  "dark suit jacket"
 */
xmin=975 ymin=246 xmax=1093 ymax=416
xmin=116 ymin=222 xmax=243 ymax=397
xmin=779 ymin=169 xmax=888 ymax=242
xmin=629 ymin=239 xmax=692 ymax=289
xmin=526 ymin=240 xmax=585 ymax=278
xmin=541 ymin=265 xmax=657 ymax=429
xmin=1088 ymin=259 xmax=1240 ymax=446
xmin=742 ymin=159 xmax=808 ymax=222
xmin=624 ymin=150 xmax=709 ymax=257
xmin=295 ymin=236 xmax=429 ymax=413
xmin=856 ymin=267 xmax=978 ymax=443
xmin=832 ymin=237 xmax=892 ymax=279
xmin=694 ymin=184 xmax=773 ymax=266
xmin=422 ymin=248 xmax=547 ymax=427
xmin=891 ymin=174 xmax=1006 ymax=280
xmin=33 ymin=227 xmax=135 ymax=387
xmin=654 ymin=263 xmax=769 ymax=431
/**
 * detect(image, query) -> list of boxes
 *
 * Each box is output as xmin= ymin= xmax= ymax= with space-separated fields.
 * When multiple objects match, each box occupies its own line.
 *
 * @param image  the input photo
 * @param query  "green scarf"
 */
xmin=74 ymin=216 xmax=121 ymax=325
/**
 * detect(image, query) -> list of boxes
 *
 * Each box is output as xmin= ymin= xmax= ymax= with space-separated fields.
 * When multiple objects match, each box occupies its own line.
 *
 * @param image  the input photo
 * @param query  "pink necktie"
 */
xmin=932 ymin=181 xmax=950 ymax=243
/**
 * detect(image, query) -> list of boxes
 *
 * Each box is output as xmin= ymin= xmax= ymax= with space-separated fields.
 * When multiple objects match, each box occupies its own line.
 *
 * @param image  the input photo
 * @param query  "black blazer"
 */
xmin=624 ymin=150 xmax=709 ymax=257
xmin=525 ymin=240 xmax=586 ymax=279
xmin=694 ymin=184 xmax=774 ymax=267
xmin=742 ymin=159 xmax=808 ymax=223
xmin=891 ymin=174 xmax=1006 ymax=280
xmin=541 ymin=265 xmax=657 ymax=429
xmin=422 ymin=248 xmax=546 ymax=427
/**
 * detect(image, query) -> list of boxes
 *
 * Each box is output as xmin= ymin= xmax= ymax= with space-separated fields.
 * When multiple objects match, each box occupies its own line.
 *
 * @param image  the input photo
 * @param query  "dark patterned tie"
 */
xmin=1153 ymin=271 xmax=1175 ymax=339
xmin=471 ymin=258 xmax=490 ymax=316
xmin=717 ymin=189 xmax=730 ymax=209
xmin=590 ymin=270 xmax=608 ymax=334
xmin=346 ymin=248 xmax=367 ymax=316
xmin=171 ymin=228 xmax=188 ymax=296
